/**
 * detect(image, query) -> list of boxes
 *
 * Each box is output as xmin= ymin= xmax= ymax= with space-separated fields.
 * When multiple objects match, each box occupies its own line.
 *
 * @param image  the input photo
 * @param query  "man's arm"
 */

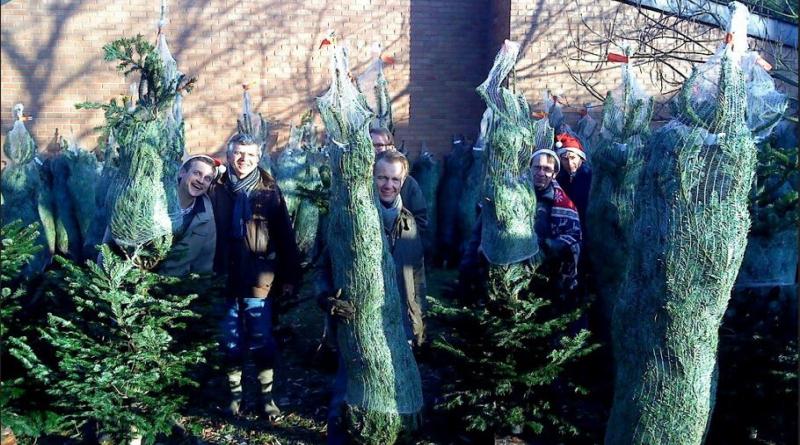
xmin=271 ymin=187 xmax=303 ymax=288
xmin=401 ymin=176 xmax=428 ymax=237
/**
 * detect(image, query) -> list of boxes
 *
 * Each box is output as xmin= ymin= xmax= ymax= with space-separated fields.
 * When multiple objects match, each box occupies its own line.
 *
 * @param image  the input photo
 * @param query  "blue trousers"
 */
xmin=220 ymin=297 xmax=276 ymax=370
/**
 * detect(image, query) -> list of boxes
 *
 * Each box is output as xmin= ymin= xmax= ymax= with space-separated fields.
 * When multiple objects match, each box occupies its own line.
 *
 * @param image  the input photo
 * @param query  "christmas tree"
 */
xmin=38 ymin=246 xmax=206 ymax=444
xmin=317 ymin=38 xmax=423 ymax=443
xmin=430 ymin=40 xmax=597 ymax=440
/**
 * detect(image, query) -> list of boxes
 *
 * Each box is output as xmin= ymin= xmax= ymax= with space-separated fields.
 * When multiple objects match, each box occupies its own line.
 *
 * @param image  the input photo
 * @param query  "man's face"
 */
xmin=179 ymin=160 xmax=216 ymax=197
xmin=374 ymin=159 xmax=405 ymax=204
xmin=227 ymin=143 xmax=260 ymax=178
xmin=371 ymin=132 xmax=394 ymax=154
xmin=531 ymin=154 xmax=557 ymax=191
xmin=560 ymin=151 xmax=583 ymax=175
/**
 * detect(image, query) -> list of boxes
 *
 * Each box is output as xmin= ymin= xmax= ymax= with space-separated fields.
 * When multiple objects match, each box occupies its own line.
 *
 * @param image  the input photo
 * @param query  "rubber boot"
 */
xmin=225 ymin=369 xmax=243 ymax=416
xmin=257 ymin=368 xmax=281 ymax=420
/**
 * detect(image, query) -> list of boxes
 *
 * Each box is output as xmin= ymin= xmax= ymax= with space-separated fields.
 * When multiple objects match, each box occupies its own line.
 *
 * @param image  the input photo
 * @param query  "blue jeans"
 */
xmin=220 ymin=297 xmax=276 ymax=370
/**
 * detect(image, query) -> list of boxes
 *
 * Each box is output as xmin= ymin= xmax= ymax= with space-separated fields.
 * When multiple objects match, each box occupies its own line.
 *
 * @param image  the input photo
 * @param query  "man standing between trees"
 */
xmin=209 ymin=133 xmax=301 ymax=419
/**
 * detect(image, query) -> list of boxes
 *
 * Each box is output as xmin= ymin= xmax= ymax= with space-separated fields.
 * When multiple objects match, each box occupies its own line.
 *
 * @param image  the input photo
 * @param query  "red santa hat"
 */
xmin=554 ymin=133 xmax=586 ymax=160
xmin=182 ymin=154 xmax=226 ymax=179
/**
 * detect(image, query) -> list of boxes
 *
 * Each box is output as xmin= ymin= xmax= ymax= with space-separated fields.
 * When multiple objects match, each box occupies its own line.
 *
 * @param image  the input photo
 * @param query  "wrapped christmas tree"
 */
xmin=410 ymin=148 xmax=441 ymax=262
xmin=357 ymin=42 xmax=394 ymax=132
xmin=236 ymin=84 xmax=272 ymax=173
xmin=605 ymin=4 xmax=785 ymax=443
xmin=317 ymin=38 xmax=422 ymax=443
xmin=586 ymin=47 xmax=653 ymax=320
xmin=0 ymin=104 xmax=56 ymax=274
xmin=437 ymin=136 xmax=472 ymax=265
xmin=430 ymin=40 xmax=596 ymax=439
xmin=76 ymin=30 xmax=194 ymax=269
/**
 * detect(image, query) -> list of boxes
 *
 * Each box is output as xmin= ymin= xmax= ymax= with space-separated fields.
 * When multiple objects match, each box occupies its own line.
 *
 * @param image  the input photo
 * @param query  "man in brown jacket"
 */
xmin=158 ymin=155 xmax=218 ymax=277
xmin=210 ymin=133 xmax=301 ymax=419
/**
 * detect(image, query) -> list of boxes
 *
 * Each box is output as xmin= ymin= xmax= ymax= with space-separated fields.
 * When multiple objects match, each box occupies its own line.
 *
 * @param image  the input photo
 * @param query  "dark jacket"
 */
xmin=400 ymin=175 xmax=428 ymax=238
xmin=556 ymin=163 xmax=591 ymax=229
xmin=158 ymin=194 xmax=216 ymax=277
xmin=210 ymin=169 xmax=301 ymax=298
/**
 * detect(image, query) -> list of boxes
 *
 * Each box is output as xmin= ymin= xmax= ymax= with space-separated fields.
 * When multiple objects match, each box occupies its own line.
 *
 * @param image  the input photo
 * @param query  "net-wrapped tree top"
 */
xmin=3 ymin=104 xmax=36 ymax=166
xmin=476 ymin=40 xmax=552 ymax=267
xmin=357 ymin=42 xmax=394 ymax=133
xmin=76 ymin=29 xmax=195 ymax=268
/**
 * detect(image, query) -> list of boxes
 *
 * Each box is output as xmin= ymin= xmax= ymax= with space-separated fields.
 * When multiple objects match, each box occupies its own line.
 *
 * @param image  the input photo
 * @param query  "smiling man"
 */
xmin=373 ymin=150 xmax=427 ymax=347
xmin=209 ymin=133 xmax=301 ymax=420
xmin=158 ymin=155 xmax=219 ymax=276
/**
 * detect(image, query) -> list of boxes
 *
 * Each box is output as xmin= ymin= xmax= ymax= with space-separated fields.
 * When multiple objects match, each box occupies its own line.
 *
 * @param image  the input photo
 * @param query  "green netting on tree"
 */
xmin=670 ymin=3 xmax=786 ymax=143
xmin=317 ymin=40 xmax=422 ymax=443
xmin=410 ymin=149 xmax=441 ymax=261
xmin=76 ymin=34 xmax=194 ymax=268
xmin=606 ymin=6 xmax=763 ymax=442
xmin=237 ymin=87 xmax=272 ymax=174
xmin=586 ymin=51 xmax=653 ymax=319
xmin=357 ymin=42 xmax=394 ymax=133
xmin=49 ymin=144 xmax=83 ymax=261
xmin=2 ymin=105 xmax=36 ymax=166
xmin=476 ymin=40 xmax=542 ymax=266
xmin=1 ymin=107 xmax=55 ymax=274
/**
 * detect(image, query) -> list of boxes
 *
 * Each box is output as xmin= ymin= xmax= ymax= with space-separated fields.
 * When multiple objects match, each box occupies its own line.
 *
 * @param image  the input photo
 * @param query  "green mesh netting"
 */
xmin=317 ymin=40 xmax=422 ymax=442
xmin=476 ymin=41 xmax=545 ymax=265
xmin=607 ymin=4 xmax=766 ymax=443
xmin=586 ymin=50 xmax=653 ymax=318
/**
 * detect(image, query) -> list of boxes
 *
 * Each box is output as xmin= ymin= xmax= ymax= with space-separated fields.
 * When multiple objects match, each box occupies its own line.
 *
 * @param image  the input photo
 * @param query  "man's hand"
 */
xmin=281 ymin=284 xmax=295 ymax=299
xmin=320 ymin=289 xmax=355 ymax=321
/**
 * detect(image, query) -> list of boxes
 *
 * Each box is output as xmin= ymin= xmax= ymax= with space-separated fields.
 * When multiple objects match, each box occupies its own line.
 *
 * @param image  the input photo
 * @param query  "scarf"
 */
xmin=378 ymin=194 xmax=403 ymax=236
xmin=226 ymin=168 xmax=261 ymax=239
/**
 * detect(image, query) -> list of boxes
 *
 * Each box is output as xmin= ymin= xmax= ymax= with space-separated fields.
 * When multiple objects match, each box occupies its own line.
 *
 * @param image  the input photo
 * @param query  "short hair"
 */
xmin=227 ymin=133 xmax=261 ymax=154
xmin=374 ymin=150 xmax=409 ymax=178
xmin=181 ymin=155 xmax=216 ymax=172
xmin=369 ymin=127 xmax=394 ymax=145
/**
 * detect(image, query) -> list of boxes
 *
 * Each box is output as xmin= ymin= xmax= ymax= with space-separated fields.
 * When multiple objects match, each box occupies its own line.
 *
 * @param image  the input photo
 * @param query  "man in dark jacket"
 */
xmin=370 ymin=127 xmax=428 ymax=237
xmin=210 ymin=133 xmax=301 ymax=419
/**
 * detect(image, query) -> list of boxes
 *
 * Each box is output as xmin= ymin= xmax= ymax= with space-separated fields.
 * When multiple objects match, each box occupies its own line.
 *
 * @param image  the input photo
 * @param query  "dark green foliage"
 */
xmin=749 ymin=139 xmax=798 ymax=235
xmin=437 ymin=137 xmax=472 ymax=265
xmin=458 ymin=148 xmax=484 ymax=255
xmin=49 ymin=150 xmax=83 ymax=261
xmin=410 ymin=151 xmax=441 ymax=261
xmin=38 ymin=245 xmax=206 ymax=444
xmin=0 ymin=221 xmax=63 ymax=438
xmin=429 ymin=265 xmax=597 ymax=438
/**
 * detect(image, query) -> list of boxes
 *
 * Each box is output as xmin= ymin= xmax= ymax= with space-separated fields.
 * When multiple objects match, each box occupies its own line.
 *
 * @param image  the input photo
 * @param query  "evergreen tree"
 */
xmin=317 ymin=38 xmax=423 ymax=443
xmin=0 ymin=221 xmax=62 ymax=438
xmin=38 ymin=246 xmax=206 ymax=444
xmin=430 ymin=40 xmax=597 ymax=440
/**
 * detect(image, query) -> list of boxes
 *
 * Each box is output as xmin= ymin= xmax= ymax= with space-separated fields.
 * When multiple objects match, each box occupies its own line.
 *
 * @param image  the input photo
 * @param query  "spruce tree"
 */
xmin=0 ymin=221 xmax=62 ymax=438
xmin=38 ymin=246 xmax=206 ymax=444
xmin=604 ymin=5 xmax=783 ymax=442
xmin=430 ymin=40 xmax=597 ymax=440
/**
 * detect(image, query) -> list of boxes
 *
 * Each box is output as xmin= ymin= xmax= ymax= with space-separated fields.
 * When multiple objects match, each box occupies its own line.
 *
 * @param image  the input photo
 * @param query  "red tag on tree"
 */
xmin=607 ymin=53 xmax=629 ymax=63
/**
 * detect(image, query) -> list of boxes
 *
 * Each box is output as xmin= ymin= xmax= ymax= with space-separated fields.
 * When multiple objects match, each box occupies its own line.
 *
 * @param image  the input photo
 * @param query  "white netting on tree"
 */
xmin=318 ymin=43 xmax=372 ymax=146
xmin=3 ymin=105 xmax=36 ymax=165
xmin=357 ymin=42 xmax=393 ymax=132
xmin=671 ymin=2 xmax=786 ymax=143
xmin=600 ymin=47 xmax=654 ymax=152
xmin=476 ymin=40 xmax=542 ymax=265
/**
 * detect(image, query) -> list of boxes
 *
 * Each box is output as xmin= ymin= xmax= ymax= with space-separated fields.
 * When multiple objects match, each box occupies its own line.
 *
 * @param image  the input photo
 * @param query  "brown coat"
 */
xmin=210 ymin=169 xmax=301 ymax=298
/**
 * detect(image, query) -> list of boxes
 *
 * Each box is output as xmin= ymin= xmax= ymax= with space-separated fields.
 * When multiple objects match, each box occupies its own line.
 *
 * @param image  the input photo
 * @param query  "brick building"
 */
xmin=1 ymin=0 xmax=795 ymax=159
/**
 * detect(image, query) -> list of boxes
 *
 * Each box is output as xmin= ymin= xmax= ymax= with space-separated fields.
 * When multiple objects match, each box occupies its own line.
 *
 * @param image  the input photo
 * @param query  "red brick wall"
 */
xmin=1 ymin=0 xmax=492 ymax=160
